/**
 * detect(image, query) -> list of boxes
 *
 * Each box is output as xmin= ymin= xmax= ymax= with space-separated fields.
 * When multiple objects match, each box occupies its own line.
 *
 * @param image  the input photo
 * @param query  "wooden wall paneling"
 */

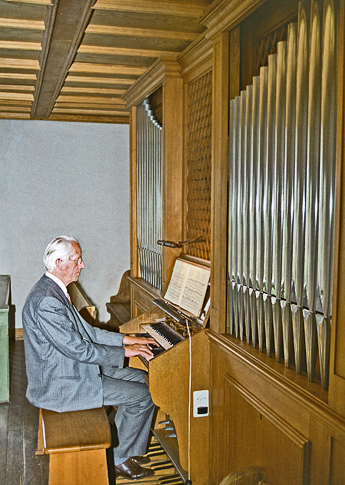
xmin=128 ymin=275 xmax=160 ymax=318
xmin=161 ymin=75 xmax=184 ymax=294
xmin=309 ymin=419 xmax=332 ymax=484
xmin=329 ymin=0 xmax=345 ymax=418
xmin=209 ymin=335 xmax=312 ymax=483
xmin=207 ymin=330 xmax=345 ymax=484
xmin=329 ymin=435 xmax=345 ymax=484
xmin=223 ymin=375 xmax=310 ymax=485
xmin=309 ymin=415 xmax=345 ymax=484
xmin=229 ymin=27 xmax=241 ymax=100
xmin=149 ymin=329 xmax=210 ymax=483
xmin=208 ymin=333 xmax=229 ymax=483
xmin=210 ymin=32 xmax=230 ymax=334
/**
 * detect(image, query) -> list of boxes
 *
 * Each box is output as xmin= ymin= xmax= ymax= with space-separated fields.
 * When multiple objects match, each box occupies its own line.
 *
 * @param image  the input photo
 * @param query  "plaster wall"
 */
xmin=0 ymin=119 xmax=130 ymax=327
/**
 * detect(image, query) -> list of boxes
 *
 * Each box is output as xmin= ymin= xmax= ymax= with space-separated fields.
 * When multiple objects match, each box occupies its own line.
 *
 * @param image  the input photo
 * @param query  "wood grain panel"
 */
xmin=223 ymin=375 xmax=310 ymax=485
xmin=330 ymin=436 xmax=345 ymax=484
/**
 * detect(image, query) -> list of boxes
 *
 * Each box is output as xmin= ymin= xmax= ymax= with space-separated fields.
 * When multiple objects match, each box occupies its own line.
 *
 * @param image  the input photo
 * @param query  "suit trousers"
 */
xmin=102 ymin=367 xmax=155 ymax=460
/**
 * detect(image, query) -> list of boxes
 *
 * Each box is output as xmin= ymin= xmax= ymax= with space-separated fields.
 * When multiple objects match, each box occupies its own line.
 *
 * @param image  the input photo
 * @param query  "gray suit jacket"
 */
xmin=22 ymin=274 xmax=125 ymax=412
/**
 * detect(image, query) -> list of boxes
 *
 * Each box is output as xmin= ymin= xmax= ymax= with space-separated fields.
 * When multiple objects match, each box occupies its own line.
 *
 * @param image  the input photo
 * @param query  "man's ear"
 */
xmin=55 ymin=258 xmax=63 ymax=269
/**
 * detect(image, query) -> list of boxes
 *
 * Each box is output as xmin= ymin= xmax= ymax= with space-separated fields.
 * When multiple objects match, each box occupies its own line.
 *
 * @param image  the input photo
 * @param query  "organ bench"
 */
xmin=36 ymin=407 xmax=111 ymax=485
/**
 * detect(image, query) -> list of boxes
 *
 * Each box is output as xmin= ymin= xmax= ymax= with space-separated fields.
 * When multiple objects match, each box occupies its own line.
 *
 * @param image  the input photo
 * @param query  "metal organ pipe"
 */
xmin=137 ymin=99 xmax=162 ymax=290
xmin=227 ymin=0 xmax=336 ymax=390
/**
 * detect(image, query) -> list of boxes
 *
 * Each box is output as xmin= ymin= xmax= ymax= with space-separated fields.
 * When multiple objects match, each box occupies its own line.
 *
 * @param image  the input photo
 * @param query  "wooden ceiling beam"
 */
xmin=0 ymin=91 xmax=33 ymax=100
xmin=0 ymin=105 xmax=31 ymax=111
xmin=69 ymin=62 xmax=146 ymax=76
xmin=55 ymin=103 xmax=126 ymax=110
xmin=0 ymin=99 xmax=32 ymax=105
xmin=56 ymin=94 xmax=128 ymax=104
xmin=0 ymin=112 xmax=30 ymax=119
xmin=5 ymin=0 xmax=52 ymax=5
xmin=86 ymin=24 xmax=198 ymax=42
xmin=31 ymin=0 xmax=96 ymax=119
xmin=0 ymin=58 xmax=39 ymax=69
xmin=0 ymin=84 xmax=34 ymax=90
xmin=0 ymin=73 xmax=37 ymax=80
xmin=66 ymin=75 xmax=135 ymax=85
xmin=92 ymin=0 xmax=207 ymax=18
xmin=0 ymin=40 xmax=41 ymax=50
xmin=0 ymin=18 xmax=45 ymax=30
xmin=48 ymin=113 xmax=129 ymax=124
xmin=61 ymin=86 xmax=126 ymax=95
xmin=53 ymin=107 xmax=127 ymax=115
xmin=78 ymin=44 xmax=176 ymax=58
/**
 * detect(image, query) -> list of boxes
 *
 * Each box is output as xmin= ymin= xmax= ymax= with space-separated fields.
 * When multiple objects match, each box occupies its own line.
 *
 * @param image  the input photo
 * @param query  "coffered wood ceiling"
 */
xmin=0 ymin=0 xmax=213 ymax=123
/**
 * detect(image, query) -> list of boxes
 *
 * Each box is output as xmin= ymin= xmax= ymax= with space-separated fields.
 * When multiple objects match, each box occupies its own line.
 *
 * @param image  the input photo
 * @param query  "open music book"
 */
xmin=164 ymin=258 xmax=210 ymax=318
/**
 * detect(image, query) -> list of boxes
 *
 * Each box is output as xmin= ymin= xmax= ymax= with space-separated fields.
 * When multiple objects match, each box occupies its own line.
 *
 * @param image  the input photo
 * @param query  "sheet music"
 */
xmin=164 ymin=258 xmax=210 ymax=317
xmin=164 ymin=259 xmax=189 ymax=306
xmin=179 ymin=265 xmax=210 ymax=316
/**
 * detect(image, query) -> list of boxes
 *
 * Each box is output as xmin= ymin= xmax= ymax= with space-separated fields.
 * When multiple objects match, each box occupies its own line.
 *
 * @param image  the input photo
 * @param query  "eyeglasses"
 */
xmin=69 ymin=257 xmax=83 ymax=265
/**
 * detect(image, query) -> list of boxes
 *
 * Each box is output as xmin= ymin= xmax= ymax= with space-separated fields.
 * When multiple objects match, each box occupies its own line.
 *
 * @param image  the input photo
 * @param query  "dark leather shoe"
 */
xmin=131 ymin=455 xmax=151 ymax=465
xmin=115 ymin=458 xmax=154 ymax=480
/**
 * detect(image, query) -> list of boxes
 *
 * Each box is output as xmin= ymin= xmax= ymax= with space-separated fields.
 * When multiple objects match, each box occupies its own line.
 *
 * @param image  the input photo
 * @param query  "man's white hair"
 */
xmin=43 ymin=236 xmax=79 ymax=272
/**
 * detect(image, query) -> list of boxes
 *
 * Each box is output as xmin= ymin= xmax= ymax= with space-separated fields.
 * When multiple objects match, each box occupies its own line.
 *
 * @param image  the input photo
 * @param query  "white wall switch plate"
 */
xmin=193 ymin=390 xmax=209 ymax=417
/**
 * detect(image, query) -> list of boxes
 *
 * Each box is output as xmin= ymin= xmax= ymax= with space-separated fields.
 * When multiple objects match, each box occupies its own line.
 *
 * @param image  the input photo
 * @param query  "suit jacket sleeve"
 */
xmin=35 ymin=295 xmax=125 ymax=367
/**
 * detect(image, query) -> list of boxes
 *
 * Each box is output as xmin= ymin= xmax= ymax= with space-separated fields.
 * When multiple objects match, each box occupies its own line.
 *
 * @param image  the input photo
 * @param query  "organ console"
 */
xmin=119 ymin=258 xmax=211 ymax=483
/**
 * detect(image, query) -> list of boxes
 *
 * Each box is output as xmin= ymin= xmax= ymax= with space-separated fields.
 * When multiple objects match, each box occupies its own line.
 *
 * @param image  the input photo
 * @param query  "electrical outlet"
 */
xmin=193 ymin=390 xmax=209 ymax=417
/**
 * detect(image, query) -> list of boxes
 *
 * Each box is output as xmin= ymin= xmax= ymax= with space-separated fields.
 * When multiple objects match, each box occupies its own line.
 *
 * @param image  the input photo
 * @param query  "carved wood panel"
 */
xmin=185 ymin=70 xmax=212 ymax=261
xmin=223 ymin=375 xmax=310 ymax=485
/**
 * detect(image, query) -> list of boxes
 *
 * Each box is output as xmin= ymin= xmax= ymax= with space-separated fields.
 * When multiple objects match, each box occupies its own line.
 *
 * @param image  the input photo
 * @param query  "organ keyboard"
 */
xmin=142 ymin=321 xmax=184 ymax=350
xmin=139 ymin=297 xmax=206 ymax=362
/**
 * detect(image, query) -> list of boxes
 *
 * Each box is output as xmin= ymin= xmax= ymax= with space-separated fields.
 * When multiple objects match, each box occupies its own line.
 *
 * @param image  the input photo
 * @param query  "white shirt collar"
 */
xmin=45 ymin=271 xmax=69 ymax=298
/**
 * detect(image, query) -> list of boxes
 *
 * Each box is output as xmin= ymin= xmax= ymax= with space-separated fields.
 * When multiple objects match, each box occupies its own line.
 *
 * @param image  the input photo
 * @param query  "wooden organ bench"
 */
xmin=36 ymin=407 xmax=111 ymax=485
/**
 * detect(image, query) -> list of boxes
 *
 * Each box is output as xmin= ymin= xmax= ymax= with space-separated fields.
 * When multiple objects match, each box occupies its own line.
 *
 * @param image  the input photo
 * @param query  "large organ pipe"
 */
xmin=257 ymin=66 xmax=268 ymax=353
xmin=245 ymin=84 xmax=253 ymax=344
xmin=227 ymin=0 xmax=336 ymax=389
xmin=317 ymin=0 xmax=336 ymax=389
xmin=264 ymin=54 xmax=276 ymax=357
xmin=273 ymin=41 xmax=286 ymax=363
xmin=137 ymin=99 xmax=162 ymax=290
xmin=305 ymin=0 xmax=322 ymax=381
xmin=292 ymin=1 xmax=309 ymax=375
xmin=282 ymin=22 xmax=297 ymax=368
xmin=250 ymin=76 xmax=260 ymax=348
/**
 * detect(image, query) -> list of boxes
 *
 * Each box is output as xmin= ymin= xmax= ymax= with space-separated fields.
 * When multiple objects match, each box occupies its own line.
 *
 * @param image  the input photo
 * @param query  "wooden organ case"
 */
xmin=119 ymin=45 xmax=213 ymax=481
xmin=117 ymin=0 xmax=345 ymax=482
xmin=120 ymin=257 xmax=211 ymax=483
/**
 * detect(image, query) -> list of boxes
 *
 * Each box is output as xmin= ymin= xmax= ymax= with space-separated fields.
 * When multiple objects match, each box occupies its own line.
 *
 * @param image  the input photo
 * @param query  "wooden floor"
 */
xmin=0 ymin=340 xmax=184 ymax=485
xmin=0 ymin=340 xmax=49 ymax=485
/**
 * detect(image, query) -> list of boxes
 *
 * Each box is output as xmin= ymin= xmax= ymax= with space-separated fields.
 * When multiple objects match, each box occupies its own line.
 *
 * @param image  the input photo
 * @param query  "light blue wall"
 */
xmin=0 ymin=119 xmax=130 ymax=327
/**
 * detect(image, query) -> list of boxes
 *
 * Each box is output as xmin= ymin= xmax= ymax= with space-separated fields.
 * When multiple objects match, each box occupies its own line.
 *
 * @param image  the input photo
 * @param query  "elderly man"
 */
xmin=22 ymin=235 xmax=157 ymax=480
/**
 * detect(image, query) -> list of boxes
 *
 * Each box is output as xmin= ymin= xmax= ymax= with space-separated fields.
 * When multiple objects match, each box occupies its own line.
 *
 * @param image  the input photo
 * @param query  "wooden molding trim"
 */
xmin=206 ymin=330 xmax=345 ymax=436
xmin=178 ymin=35 xmax=213 ymax=81
xmin=201 ymin=0 xmax=267 ymax=40
xmin=122 ymin=55 xmax=180 ymax=108
xmin=48 ymin=114 xmax=129 ymax=124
